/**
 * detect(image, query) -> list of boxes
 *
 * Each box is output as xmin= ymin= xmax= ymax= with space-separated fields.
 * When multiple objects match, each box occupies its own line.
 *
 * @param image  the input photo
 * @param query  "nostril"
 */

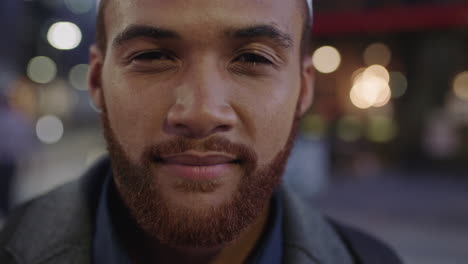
xmin=173 ymin=123 xmax=191 ymax=134
xmin=215 ymin=125 xmax=232 ymax=133
xmin=165 ymin=102 xmax=237 ymax=138
xmin=175 ymin=124 xmax=186 ymax=130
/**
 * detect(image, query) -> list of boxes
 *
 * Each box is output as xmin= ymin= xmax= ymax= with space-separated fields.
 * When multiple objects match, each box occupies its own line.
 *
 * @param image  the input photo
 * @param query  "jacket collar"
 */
xmin=4 ymin=157 xmax=109 ymax=264
xmin=280 ymin=186 xmax=353 ymax=264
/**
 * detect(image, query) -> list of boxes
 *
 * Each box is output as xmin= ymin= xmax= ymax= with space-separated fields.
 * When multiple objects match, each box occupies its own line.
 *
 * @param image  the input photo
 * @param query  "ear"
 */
xmin=88 ymin=44 xmax=105 ymax=111
xmin=298 ymin=56 xmax=315 ymax=117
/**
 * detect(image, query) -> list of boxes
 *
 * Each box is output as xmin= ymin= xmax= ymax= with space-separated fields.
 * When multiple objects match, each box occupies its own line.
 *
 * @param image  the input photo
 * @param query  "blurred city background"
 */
xmin=0 ymin=0 xmax=467 ymax=263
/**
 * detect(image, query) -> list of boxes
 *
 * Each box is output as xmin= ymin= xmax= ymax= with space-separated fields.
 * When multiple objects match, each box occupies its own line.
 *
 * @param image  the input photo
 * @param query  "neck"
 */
xmin=111 ymin=186 xmax=272 ymax=264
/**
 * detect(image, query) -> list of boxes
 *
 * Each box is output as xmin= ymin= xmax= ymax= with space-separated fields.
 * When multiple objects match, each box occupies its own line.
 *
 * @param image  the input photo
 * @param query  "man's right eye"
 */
xmin=132 ymin=51 xmax=174 ymax=62
xmin=125 ymin=50 xmax=179 ymax=73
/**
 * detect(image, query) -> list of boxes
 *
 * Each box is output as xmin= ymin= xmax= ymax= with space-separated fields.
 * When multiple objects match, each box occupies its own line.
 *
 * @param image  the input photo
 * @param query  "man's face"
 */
xmin=89 ymin=0 xmax=313 ymax=247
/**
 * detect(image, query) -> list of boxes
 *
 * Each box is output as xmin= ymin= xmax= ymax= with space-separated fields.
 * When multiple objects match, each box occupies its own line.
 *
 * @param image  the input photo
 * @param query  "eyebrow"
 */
xmin=112 ymin=25 xmax=181 ymax=48
xmin=112 ymin=24 xmax=293 ymax=50
xmin=226 ymin=25 xmax=293 ymax=49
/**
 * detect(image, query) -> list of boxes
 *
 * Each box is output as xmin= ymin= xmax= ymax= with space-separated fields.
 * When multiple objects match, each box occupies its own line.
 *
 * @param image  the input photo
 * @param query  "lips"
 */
xmin=156 ymin=153 xmax=239 ymax=181
xmin=161 ymin=154 xmax=238 ymax=166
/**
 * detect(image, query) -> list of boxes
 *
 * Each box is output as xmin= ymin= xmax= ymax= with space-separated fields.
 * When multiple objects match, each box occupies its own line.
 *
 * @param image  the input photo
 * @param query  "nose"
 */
xmin=165 ymin=65 xmax=237 ymax=138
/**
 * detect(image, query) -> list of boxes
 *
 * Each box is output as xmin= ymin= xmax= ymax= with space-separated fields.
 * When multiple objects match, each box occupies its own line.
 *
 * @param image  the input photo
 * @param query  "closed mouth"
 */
xmin=157 ymin=153 xmax=240 ymax=166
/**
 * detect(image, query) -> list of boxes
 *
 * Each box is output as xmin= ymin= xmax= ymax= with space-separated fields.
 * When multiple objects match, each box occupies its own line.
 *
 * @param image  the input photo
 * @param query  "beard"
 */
xmin=101 ymin=108 xmax=299 ymax=248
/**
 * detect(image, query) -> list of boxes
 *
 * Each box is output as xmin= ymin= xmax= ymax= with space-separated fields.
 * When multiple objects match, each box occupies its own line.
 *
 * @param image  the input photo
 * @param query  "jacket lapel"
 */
xmin=5 ymin=181 xmax=93 ymax=264
xmin=4 ymin=158 xmax=110 ymax=264
xmin=281 ymin=187 xmax=354 ymax=264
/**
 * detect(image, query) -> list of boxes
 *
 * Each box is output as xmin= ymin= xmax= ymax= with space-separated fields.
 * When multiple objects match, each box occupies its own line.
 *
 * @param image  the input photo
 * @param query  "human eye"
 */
xmin=131 ymin=50 xmax=174 ymax=62
xmin=126 ymin=50 xmax=178 ymax=73
xmin=230 ymin=49 xmax=278 ymax=77
xmin=235 ymin=53 xmax=273 ymax=66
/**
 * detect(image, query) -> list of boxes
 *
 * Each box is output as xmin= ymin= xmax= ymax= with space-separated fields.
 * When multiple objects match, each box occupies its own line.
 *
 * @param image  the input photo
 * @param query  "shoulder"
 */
xmin=0 ymin=157 xmax=110 ymax=264
xmin=0 ymin=180 xmax=81 ymax=236
xmin=279 ymin=185 xmax=403 ymax=264
xmin=0 ymin=181 xmax=88 ymax=260
xmin=327 ymin=219 xmax=403 ymax=264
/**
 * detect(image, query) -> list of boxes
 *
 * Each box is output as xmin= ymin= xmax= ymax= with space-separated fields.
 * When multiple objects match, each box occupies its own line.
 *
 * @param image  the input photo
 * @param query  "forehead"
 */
xmin=105 ymin=0 xmax=303 ymax=44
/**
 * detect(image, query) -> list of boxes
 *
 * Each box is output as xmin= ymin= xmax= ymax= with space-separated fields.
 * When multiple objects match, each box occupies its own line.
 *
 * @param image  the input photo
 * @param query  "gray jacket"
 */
xmin=0 ymin=158 xmax=354 ymax=264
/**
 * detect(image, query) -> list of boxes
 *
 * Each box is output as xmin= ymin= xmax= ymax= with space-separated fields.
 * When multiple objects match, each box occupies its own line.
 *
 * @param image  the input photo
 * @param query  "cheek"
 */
xmin=102 ymin=68 xmax=174 ymax=158
xmin=254 ymin=101 xmax=297 ymax=164
xmin=242 ymin=77 xmax=301 ymax=164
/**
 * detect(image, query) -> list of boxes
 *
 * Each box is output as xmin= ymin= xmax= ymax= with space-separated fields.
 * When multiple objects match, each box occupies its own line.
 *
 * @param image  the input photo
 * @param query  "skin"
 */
xmin=88 ymin=0 xmax=314 ymax=263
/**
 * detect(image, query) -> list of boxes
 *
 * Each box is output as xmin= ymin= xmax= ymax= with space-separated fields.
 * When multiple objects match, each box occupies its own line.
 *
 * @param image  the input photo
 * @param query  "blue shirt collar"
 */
xmin=247 ymin=191 xmax=284 ymax=264
xmin=93 ymin=172 xmax=283 ymax=264
xmin=93 ymin=172 xmax=132 ymax=264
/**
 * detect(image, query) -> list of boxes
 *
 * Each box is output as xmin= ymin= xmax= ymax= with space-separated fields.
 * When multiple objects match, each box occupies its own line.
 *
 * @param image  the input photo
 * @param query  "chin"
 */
xmin=156 ymin=176 xmax=241 ymax=212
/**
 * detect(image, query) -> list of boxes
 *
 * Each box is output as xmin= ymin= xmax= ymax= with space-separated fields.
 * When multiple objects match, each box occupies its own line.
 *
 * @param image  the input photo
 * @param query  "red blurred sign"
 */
xmin=313 ymin=2 xmax=468 ymax=36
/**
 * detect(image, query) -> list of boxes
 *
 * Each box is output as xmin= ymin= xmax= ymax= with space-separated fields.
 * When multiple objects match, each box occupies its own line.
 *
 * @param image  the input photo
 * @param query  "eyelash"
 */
xmin=234 ymin=53 xmax=273 ymax=65
xmin=128 ymin=50 xmax=275 ymax=74
xmin=131 ymin=50 xmax=174 ymax=62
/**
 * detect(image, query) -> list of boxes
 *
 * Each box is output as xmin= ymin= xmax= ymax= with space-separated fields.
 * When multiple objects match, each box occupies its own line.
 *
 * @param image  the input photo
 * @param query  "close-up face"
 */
xmin=89 ymin=0 xmax=313 ymax=247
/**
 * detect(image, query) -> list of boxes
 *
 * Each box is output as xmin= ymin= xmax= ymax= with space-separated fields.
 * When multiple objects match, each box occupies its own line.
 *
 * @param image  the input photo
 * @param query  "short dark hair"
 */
xmin=299 ymin=0 xmax=312 ymax=57
xmin=95 ymin=0 xmax=108 ymax=53
xmin=95 ymin=0 xmax=312 ymax=57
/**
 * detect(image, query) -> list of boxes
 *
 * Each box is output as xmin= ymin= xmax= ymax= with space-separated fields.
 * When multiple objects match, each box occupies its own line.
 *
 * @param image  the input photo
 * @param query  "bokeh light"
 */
xmin=39 ymin=81 xmax=78 ymax=116
xmin=7 ymin=77 xmax=39 ymax=119
xmin=363 ymin=42 xmax=392 ymax=67
xmin=27 ymin=56 xmax=57 ymax=84
xmin=350 ymin=82 xmax=375 ymax=109
xmin=453 ymin=71 xmax=468 ymax=101
xmin=69 ymin=64 xmax=89 ymax=91
xmin=372 ymin=85 xmax=392 ymax=108
xmin=64 ymin=0 xmax=94 ymax=15
xmin=312 ymin=46 xmax=341 ymax=74
xmin=363 ymin=65 xmax=390 ymax=83
xmin=351 ymin=68 xmax=366 ymax=83
xmin=36 ymin=115 xmax=64 ymax=144
xmin=350 ymin=65 xmax=392 ymax=109
xmin=390 ymin=71 xmax=408 ymax=98
xmin=47 ymin=22 xmax=82 ymax=50
xmin=446 ymin=94 xmax=468 ymax=123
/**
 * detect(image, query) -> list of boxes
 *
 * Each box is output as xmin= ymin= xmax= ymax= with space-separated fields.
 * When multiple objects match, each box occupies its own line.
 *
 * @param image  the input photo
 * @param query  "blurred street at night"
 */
xmin=1 ymin=0 xmax=468 ymax=263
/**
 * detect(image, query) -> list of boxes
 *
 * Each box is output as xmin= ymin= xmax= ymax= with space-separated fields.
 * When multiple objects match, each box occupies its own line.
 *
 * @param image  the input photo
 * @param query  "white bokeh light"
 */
xmin=312 ymin=46 xmax=341 ymax=74
xmin=36 ymin=115 xmax=64 ymax=144
xmin=47 ymin=22 xmax=82 ymax=50
xmin=39 ymin=81 xmax=77 ymax=116
xmin=350 ymin=65 xmax=392 ymax=109
xmin=453 ymin=71 xmax=468 ymax=101
xmin=27 ymin=56 xmax=57 ymax=84
xmin=363 ymin=65 xmax=390 ymax=83
xmin=351 ymin=68 xmax=366 ymax=83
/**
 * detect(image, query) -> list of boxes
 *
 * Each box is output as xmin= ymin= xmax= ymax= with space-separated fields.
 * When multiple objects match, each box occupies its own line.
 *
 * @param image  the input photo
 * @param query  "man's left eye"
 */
xmin=235 ymin=53 xmax=273 ymax=65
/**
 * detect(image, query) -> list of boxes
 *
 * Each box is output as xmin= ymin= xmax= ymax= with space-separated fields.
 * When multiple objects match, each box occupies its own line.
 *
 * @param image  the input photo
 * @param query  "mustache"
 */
xmin=142 ymin=136 xmax=258 ymax=165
